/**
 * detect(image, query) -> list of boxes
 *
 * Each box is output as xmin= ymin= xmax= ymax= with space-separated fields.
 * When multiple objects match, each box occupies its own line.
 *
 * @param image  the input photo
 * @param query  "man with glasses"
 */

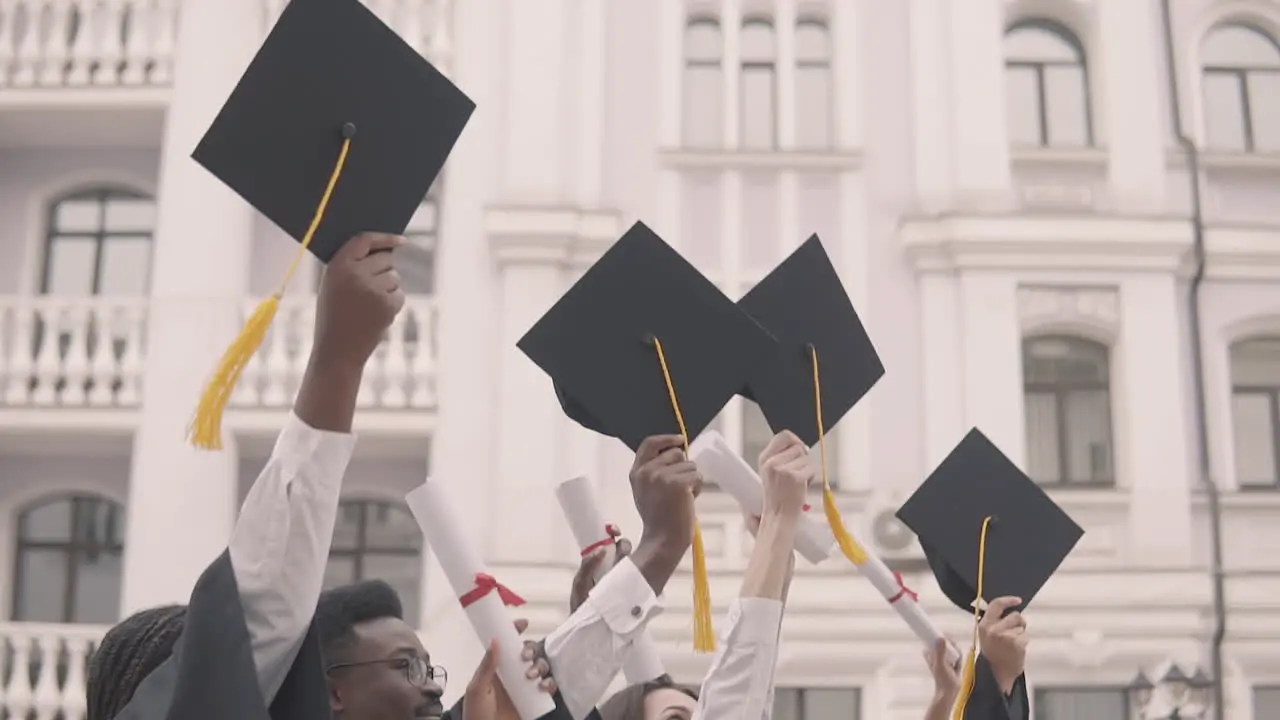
xmin=317 ymin=579 xmax=556 ymax=720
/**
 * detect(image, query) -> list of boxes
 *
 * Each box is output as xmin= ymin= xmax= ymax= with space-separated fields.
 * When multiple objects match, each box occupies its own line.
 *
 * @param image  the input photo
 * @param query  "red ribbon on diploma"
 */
xmin=459 ymin=573 xmax=526 ymax=608
xmin=753 ymin=504 xmax=811 ymax=521
xmin=887 ymin=571 xmax=919 ymax=604
xmin=580 ymin=523 xmax=621 ymax=557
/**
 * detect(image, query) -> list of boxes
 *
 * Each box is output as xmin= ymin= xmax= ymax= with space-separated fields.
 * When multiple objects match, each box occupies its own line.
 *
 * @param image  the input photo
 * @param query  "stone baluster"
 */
xmin=60 ymin=303 xmax=90 ymax=405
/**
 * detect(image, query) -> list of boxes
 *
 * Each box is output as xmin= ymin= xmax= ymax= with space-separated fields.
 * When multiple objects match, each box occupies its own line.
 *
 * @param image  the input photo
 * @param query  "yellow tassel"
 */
xmin=691 ymin=521 xmax=716 ymax=653
xmin=823 ymin=484 xmax=870 ymax=565
xmin=952 ymin=645 xmax=979 ymax=720
xmin=187 ymin=132 xmax=354 ymax=451
xmin=188 ymin=296 xmax=281 ymax=450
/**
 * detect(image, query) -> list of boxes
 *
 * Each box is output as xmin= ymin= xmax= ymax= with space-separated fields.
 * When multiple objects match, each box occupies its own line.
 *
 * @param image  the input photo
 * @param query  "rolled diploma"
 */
xmin=689 ymin=430 xmax=835 ymax=564
xmin=846 ymin=541 xmax=963 ymax=668
xmin=407 ymin=480 xmax=556 ymax=720
xmin=555 ymin=476 xmax=666 ymax=684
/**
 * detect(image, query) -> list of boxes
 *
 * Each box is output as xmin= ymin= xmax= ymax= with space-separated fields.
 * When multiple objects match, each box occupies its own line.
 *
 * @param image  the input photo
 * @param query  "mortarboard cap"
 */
xmin=186 ymin=0 xmax=474 ymax=451
xmin=737 ymin=235 xmax=884 ymax=447
xmin=518 ymin=221 xmax=777 ymax=453
xmin=896 ymin=428 xmax=1084 ymax=614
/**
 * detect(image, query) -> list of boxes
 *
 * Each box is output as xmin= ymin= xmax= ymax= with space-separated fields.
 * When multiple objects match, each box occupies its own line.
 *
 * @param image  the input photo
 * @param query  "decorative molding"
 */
xmin=658 ymin=149 xmax=863 ymax=172
xmin=485 ymin=206 xmax=620 ymax=268
xmin=1017 ymin=285 xmax=1120 ymax=340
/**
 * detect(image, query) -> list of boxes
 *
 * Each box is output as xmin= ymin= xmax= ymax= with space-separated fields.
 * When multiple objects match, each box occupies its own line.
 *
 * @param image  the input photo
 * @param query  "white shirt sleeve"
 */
xmin=543 ymin=558 xmax=664 ymax=720
xmin=227 ymin=412 xmax=356 ymax=703
xmin=694 ymin=598 xmax=785 ymax=720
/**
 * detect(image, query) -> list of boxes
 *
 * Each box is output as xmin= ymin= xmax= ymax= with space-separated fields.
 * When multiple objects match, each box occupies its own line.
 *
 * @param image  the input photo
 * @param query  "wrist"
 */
xmin=992 ymin=667 xmax=1021 ymax=695
xmin=306 ymin=349 xmax=367 ymax=381
xmin=632 ymin=533 xmax=686 ymax=595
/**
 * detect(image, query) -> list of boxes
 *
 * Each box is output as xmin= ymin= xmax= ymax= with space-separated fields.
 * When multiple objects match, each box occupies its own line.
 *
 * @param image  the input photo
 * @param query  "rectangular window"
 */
xmin=774 ymin=688 xmax=861 ymax=720
xmin=1034 ymin=688 xmax=1129 ymax=720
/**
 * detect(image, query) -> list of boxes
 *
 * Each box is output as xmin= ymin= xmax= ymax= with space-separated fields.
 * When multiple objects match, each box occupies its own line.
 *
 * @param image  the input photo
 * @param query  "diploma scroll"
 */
xmin=857 ymin=551 xmax=962 ymax=667
xmin=555 ymin=476 xmax=667 ymax=683
xmin=406 ymin=480 xmax=556 ymax=720
xmin=689 ymin=431 xmax=836 ymax=564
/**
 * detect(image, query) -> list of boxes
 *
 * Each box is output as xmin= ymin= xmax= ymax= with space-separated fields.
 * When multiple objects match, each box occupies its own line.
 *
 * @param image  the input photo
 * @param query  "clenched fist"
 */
xmin=758 ymin=431 xmax=814 ymax=517
xmin=314 ymin=232 xmax=407 ymax=371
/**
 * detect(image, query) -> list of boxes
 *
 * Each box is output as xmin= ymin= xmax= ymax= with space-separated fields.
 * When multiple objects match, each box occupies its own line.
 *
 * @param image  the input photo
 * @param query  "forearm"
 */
xmin=293 ymin=352 xmax=364 ymax=433
xmin=924 ymin=694 xmax=955 ymax=720
xmin=740 ymin=513 xmax=798 ymax=600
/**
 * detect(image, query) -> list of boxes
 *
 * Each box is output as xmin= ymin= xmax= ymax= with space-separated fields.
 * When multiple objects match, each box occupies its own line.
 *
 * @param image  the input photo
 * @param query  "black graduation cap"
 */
xmin=185 ymin=0 xmax=474 ymax=452
xmin=518 ymin=221 xmax=778 ymax=452
xmin=193 ymin=0 xmax=474 ymax=263
xmin=737 ymin=235 xmax=884 ymax=447
xmin=896 ymin=428 xmax=1084 ymax=614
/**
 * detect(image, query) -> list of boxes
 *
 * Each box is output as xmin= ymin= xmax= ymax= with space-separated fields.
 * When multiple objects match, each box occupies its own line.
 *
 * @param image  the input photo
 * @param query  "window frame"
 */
xmin=41 ymin=186 xmax=155 ymax=296
xmin=11 ymin=494 xmax=126 ymax=623
xmin=1229 ymin=337 xmax=1280 ymax=489
xmin=682 ymin=14 xmax=724 ymax=149
xmin=793 ymin=15 xmax=833 ymax=149
xmin=1022 ymin=335 xmax=1116 ymax=487
xmin=1201 ymin=24 xmax=1280 ymax=153
xmin=329 ymin=498 xmax=424 ymax=582
xmin=772 ymin=687 xmax=862 ymax=720
xmin=1032 ymin=686 xmax=1131 ymax=720
xmin=739 ymin=15 xmax=779 ymax=150
xmin=1003 ymin=19 xmax=1095 ymax=148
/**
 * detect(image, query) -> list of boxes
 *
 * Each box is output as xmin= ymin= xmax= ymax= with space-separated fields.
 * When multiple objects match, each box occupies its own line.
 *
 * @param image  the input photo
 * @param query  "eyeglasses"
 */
xmin=326 ymin=656 xmax=448 ymax=690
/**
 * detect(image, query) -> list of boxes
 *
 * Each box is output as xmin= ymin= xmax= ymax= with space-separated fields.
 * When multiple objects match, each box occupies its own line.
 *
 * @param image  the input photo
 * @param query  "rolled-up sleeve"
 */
xmin=544 ymin=559 xmax=663 ymax=720
xmin=228 ymin=413 xmax=355 ymax=703
xmin=695 ymin=598 xmax=785 ymax=720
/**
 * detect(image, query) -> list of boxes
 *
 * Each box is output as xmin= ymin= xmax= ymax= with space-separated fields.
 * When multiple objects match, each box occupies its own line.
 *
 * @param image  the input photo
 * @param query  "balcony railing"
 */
xmin=0 ymin=621 xmax=103 ymax=720
xmin=0 ymin=0 xmax=452 ymax=90
xmin=0 ymin=294 xmax=438 ymax=411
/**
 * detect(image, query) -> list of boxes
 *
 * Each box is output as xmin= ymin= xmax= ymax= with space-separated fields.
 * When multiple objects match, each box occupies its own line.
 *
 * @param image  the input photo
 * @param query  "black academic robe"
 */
xmin=965 ymin=655 xmax=1029 ymax=720
xmin=443 ymin=691 xmax=598 ymax=720
xmin=114 ymin=550 xmax=330 ymax=720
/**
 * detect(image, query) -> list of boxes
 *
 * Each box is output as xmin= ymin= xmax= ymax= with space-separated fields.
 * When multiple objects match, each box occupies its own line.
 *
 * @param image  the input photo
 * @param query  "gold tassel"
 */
xmin=187 ymin=131 xmax=354 ymax=450
xmin=952 ymin=516 xmax=995 ymax=720
xmin=952 ymin=645 xmax=979 ymax=720
xmin=691 ymin=521 xmax=715 ymax=652
xmin=809 ymin=346 xmax=871 ymax=566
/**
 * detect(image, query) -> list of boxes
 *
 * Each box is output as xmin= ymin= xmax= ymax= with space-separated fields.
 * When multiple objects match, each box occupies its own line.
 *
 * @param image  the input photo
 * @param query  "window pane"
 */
xmin=684 ymin=66 xmax=723 ymax=148
xmin=1035 ymin=688 xmax=1128 ymax=720
xmin=333 ymin=502 xmax=364 ymax=551
xmin=324 ymin=554 xmax=359 ymax=588
xmin=54 ymin=199 xmax=102 ymax=232
xmin=364 ymin=504 xmax=424 ymax=552
xmin=1203 ymin=71 xmax=1247 ymax=151
xmin=20 ymin=500 xmax=73 ymax=543
xmin=1203 ymin=25 xmax=1280 ymax=67
xmin=1025 ymin=391 xmax=1061 ymax=483
xmin=1064 ymin=389 xmax=1113 ymax=483
xmin=364 ymin=553 xmax=423 ymax=624
xmin=1255 ymin=687 xmax=1280 ymax=719
xmin=1005 ymin=66 xmax=1042 ymax=145
xmin=803 ymin=689 xmax=859 ymax=720
xmin=1005 ymin=27 xmax=1079 ymax=63
xmin=741 ymin=67 xmax=777 ymax=149
xmin=1247 ymin=71 xmax=1280 ymax=152
xmin=15 ymin=549 xmax=69 ymax=622
xmin=772 ymin=689 xmax=801 ymax=720
xmin=795 ymin=21 xmax=830 ymax=64
xmin=1044 ymin=65 xmax=1089 ymax=147
xmin=685 ymin=20 xmax=721 ymax=64
xmin=45 ymin=236 xmax=98 ymax=294
xmin=1232 ymin=392 xmax=1277 ymax=485
xmin=73 ymin=549 xmax=122 ymax=623
xmin=98 ymin=235 xmax=152 ymax=295
xmin=399 ymin=244 xmax=435 ymax=295
xmin=103 ymin=198 xmax=155 ymax=232
xmin=1232 ymin=338 xmax=1280 ymax=385
xmin=795 ymin=66 xmax=832 ymax=148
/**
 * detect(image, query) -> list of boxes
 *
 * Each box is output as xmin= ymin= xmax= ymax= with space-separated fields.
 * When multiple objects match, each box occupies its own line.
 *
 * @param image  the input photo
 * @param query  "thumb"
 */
xmin=980 ymin=596 xmax=1023 ymax=627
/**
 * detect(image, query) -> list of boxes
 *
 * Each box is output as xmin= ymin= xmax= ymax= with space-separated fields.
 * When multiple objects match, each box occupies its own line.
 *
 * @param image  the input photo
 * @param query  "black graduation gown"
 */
xmin=964 ymin=655 xmax=1030 ymax=720
xmin=442 ymin=691 xmax=598 ymax=720
xmin=114 ymin=550 xmax=330 ymax=720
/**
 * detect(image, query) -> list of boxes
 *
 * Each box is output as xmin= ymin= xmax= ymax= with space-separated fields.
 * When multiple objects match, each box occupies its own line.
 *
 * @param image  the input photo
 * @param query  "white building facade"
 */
xmin=2 ymin=0 xmax=1280 ymax=718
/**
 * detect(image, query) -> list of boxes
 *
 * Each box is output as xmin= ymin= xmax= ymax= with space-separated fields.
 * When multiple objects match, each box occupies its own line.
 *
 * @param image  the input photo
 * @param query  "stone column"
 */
xmin=120 ymin=0 xmax=259 ymax=614
xmin=958 ymin=273 xmax=1026 ymax=466
xmin=1098 ymin=0 xmax=1165 ymax=212
xmin=946 ymin=0 xmax=1013 ymax=210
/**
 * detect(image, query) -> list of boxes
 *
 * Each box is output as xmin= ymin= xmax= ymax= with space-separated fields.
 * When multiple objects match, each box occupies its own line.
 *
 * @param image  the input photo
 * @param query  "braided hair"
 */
xmin=86 ymin=604 xmax=188 ymax=720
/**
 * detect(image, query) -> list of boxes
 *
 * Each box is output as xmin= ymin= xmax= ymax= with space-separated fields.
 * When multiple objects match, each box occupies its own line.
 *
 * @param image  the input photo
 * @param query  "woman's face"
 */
xmin=643 ymin=687 xmax=697 ymax=720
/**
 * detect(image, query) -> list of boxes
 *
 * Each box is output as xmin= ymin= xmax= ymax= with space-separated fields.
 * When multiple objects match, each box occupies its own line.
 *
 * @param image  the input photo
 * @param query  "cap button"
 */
xmin=641 ymin=333 xmax=656 ymax=347
xmin=341 ymin=122 xmax=357 ymax=139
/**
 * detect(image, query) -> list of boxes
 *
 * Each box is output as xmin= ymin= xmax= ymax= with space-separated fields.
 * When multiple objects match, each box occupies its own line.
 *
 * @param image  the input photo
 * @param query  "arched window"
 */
xmin=740 ymin=17 xmax=777 ymax=150
xmin=1003 ymin=20 xmax=1093 ymax=148
xmin=1229 ymin=337 xmax=1280 ymax=487
xmin=1022 ymin=336 xmax=1114 ymax=485
xmin=326 ymin=499 xmax=424 ymax=621
xmin=1201 ymin=24 xmax=1280 ymax=153
xmin=794 ymin=17 xmax=832 ymax=149
xmin=42 ymin=187 xmax=155 ymax=295
xmin=12 ymin=494 xmax=125 ymax=623
xmin=684 ymin=16 xmax=724 ymax=148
